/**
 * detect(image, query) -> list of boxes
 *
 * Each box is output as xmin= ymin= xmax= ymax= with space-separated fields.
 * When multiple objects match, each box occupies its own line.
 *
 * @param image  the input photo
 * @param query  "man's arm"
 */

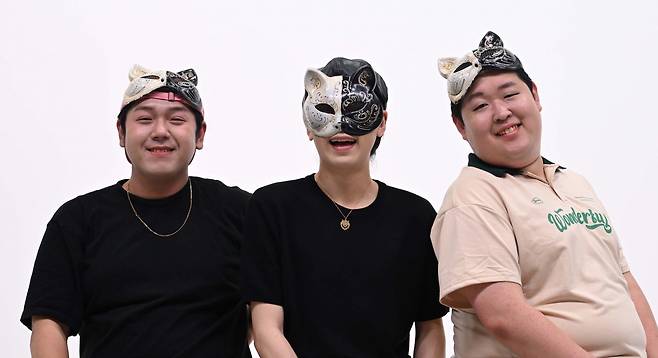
xmin=413 ymin=318 xmax=445 ymax=358
xmin=30 ymin=316 xmax=69 ymax=358
xmin=624 ymin=272 xmax=658 ymax=357
xmin=250 ymin=302 xmax=297 ymax=358
xmin=460 ymin=282 xmax=592 ymax=357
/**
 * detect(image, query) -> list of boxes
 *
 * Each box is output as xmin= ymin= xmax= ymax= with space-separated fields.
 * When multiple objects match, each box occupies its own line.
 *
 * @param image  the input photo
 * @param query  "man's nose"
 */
xmin=151 ymin=118 xmax=170 ymax=139
xmin=492 ymin=100 xmax=512 ymax=122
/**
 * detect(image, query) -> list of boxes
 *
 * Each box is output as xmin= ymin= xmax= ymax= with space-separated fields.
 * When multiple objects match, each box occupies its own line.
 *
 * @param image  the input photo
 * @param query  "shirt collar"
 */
xmin=467 ymin=153 xmax=565 ymax=178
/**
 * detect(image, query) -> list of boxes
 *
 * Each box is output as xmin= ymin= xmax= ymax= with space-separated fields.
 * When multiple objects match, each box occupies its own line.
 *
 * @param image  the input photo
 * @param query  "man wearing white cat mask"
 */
xmin=21 ymin=65 xmax=252 ymax=357
xmin=432 ymin=31 xmax=658 ymax=357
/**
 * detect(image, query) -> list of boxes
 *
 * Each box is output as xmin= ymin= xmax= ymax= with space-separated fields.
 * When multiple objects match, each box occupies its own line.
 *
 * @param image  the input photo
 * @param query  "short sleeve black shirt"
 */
xmin=21 ymin=177 xmax=252 ymax=358
xmin=242 ymin=175 xmax=448 ymax=358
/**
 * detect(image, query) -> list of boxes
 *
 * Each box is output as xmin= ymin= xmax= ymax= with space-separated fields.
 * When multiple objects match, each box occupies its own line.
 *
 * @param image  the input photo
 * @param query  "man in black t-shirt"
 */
xmin=242 ymin=57 xmax=449 ymax=357
xmin=21 ymin=65 xmax=251 ymax=358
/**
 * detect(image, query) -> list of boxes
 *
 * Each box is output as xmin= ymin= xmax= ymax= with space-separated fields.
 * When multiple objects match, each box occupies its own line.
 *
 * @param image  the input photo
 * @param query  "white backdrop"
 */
xmin=2 ymin=0 xmax=657 ymax=356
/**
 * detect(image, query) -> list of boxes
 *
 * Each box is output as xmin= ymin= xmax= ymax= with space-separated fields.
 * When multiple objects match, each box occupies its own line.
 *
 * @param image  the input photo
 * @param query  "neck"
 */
xmin=522 ymin=156 xmax=546 ymax=181
xmin=315 ymin=164 xmax=377 ymax=209
xmin=123 ymin=170 xmax=190 ymax=199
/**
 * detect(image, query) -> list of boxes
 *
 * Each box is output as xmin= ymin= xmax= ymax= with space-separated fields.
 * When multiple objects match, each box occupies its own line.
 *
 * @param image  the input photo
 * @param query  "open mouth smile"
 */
xmin=147 ymin=146 xmax=174 ymax=153
xmin=496 ymin=124 xmax=521 ymax=136
xmin=329 ymin=136 xmax=357 ymax=149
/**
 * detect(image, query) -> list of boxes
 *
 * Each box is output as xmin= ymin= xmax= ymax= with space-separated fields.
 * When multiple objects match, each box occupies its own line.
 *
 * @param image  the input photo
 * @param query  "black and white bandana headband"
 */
xmin=438 ymin=31 xmax=524 ymax=104
xmin=120 ymin=64 xmax=203 ymax=117
xmin=303 ymin=64 xmax=384 ymax=137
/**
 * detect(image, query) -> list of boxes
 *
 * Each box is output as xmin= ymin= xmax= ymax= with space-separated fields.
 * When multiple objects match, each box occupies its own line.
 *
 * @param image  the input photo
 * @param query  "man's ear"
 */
xmin=117 ymin=119 xmax=126 ymax=147
xmin=452 ymin=115 xmax=467 ymax=140
xmin=531 ymin=82 xmax=542 ymax=112
xmin=376 ymin=111 xmax=388 ymax=137
xmin=196 ymin=121 xmax=207 ymax=149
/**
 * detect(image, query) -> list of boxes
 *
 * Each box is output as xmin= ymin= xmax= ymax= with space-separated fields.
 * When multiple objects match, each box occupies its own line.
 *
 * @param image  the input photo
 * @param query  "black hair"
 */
xmin=304 ymin=57 xmax=388 ymax=156
xmin=118 ymin=89 xmax=204 ymax=138
xmin=451 ymin=67 xmax=533 ymax=122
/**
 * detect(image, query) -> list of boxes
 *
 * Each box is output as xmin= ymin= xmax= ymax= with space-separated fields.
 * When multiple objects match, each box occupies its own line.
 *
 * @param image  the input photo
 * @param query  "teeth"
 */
xmin=498 ymin=125 xmax=518 ymax=136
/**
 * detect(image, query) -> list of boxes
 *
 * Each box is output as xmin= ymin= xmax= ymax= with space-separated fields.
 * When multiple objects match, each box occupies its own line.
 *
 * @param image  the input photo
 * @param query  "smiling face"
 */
xmin=454 ymin=71 xmax=542 ymax=169
xmin=118 ymin=98 xmax=206 ymax=182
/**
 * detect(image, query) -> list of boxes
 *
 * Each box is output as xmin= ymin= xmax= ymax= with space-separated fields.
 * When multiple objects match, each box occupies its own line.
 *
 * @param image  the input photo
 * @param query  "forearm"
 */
xmin=251 ymin=302 xmax=297 ymax=358
xmin=466 ymin=282 xmax=592 ymax=358
xmin=481 ymin=303 xmax=591 ymax=357
xmin=625 ymin=272 xmax=658 ymax=357
xmin=413 ymin=319 xmax=445 ymax=358
xmin=253 ymin=329 xmax=297 ymax=358
xmin=30 ymin=317 xmax=69 ymax=358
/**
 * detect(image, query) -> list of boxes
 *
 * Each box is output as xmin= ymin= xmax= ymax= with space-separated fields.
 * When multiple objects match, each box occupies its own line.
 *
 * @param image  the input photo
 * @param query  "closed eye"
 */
xmin=505 ymin=92 xmax=519 ymax=99
xmin=473 ymin=103 xmax=488 ymax=111
xmin=315 ymin=103 xmax=335 ymax=114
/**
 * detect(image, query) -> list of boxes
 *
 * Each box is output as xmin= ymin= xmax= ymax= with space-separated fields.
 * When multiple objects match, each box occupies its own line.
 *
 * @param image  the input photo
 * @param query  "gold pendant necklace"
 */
xmin=125 ymin=178 xmax=192 ymax=238
xmin=332 ymin=201 xmax=353 ymax=231
xmin=315 ymin=176 xmax=376 ymax=232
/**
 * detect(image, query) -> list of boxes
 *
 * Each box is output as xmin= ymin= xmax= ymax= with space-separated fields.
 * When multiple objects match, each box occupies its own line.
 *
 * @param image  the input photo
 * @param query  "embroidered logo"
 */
xmin=531 ymin=197 xmax=543 ymax=205
xmin=547 ymin=207 xmax=612 ymax=234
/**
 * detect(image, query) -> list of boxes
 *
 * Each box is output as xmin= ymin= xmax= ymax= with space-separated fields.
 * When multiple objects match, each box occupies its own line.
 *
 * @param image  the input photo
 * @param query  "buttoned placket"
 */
xmin=521 ymin=164 xmax=564 ymax=201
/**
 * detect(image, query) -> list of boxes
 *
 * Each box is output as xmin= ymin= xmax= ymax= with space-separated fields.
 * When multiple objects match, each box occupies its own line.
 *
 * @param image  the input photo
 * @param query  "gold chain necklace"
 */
xmin=316 ymin=178 xmax=375 ymax=231
xmin=125 ymin=179 xmax=192 ymax=238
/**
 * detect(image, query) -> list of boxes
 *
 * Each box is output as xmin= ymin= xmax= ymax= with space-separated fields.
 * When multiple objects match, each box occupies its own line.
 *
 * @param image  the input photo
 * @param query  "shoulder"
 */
xmin=52 ymin=182 xmax=122 ymax=221
xmin=378 ymin=181 xmax=436 ymax=218
xmin=440 ymin=167 xmax=507 ymax=209
xmin=556 ymin=168 xmax=594 ymax=189
xmin=434 ymin=167 xmax=514 ymax=222
xmin=192 ymin=176 xmax=251 ymax=206
xmin=252 ymin=176 xmax=311 ymax=203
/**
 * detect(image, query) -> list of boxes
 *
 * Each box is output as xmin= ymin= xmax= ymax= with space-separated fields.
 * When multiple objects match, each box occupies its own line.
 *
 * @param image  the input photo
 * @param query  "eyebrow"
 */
xmin=464 ymin=81 xmax=519 ymax=102
xmin=131 ymin=103 xmax=192 ymax=114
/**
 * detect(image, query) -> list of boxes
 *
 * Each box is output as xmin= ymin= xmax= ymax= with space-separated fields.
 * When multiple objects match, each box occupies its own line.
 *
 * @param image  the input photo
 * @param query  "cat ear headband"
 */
xmin=438 ymin=31 xmax=524 ymax=104
xmin=119 ymin=64 xmax=204 ymax=117
xmin=303 ymin=60 xmax=385 ymax=137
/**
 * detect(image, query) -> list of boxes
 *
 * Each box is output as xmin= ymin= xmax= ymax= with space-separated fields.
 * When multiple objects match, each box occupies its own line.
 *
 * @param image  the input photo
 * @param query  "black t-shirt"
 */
xmin=241 ymin=175 xmax=449 ymax=358
xmin=21 ymin=177 xmax=252 ymax=358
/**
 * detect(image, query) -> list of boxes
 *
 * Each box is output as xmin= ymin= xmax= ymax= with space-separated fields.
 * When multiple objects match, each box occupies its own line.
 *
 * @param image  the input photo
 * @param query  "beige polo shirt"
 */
xmin=431 ymin=154 xmax=646 ymax=357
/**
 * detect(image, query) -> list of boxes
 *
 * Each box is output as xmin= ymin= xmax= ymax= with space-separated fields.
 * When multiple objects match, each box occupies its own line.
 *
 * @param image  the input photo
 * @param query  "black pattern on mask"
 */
xmin=164 ymin=70 xmax=203 ymax=111
xmin=340 ymin=65 xmax=383 ymax=136
xmin=473 ymin=31 xmax=522 ymax=71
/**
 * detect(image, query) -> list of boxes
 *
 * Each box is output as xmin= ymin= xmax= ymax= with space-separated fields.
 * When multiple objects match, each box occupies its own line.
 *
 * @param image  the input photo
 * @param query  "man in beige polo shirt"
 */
xmin=431 ymin=31 xmax=658 ymax=357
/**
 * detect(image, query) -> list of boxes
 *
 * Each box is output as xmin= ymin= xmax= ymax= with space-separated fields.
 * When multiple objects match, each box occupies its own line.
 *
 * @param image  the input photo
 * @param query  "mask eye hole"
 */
xmin=454 ymin=62 xmax=473 ymax=72
xmin=315 ymin=103 xmax=335 ymax=114
xmin=141 ymin=75 xmax=161 ymax=80
xmin=344 ymin=100 xmax=366 ymax=113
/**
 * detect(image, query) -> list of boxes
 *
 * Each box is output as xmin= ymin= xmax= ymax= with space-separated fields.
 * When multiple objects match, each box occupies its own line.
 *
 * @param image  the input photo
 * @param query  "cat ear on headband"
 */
xmin=177 ymin=69 xmax=199 ymax=85
xmin=438 ymin=57 xmax=458 ymax=79
xmin=128 ymin=64 xmax=153 ymax=81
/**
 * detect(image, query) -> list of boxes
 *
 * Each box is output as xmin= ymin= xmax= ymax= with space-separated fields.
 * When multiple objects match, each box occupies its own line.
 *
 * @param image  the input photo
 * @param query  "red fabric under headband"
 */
xmin=143 ymin=91 xmax=188 ymax=104
xmin=141 ymin=91 xmax=204 ymax=116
